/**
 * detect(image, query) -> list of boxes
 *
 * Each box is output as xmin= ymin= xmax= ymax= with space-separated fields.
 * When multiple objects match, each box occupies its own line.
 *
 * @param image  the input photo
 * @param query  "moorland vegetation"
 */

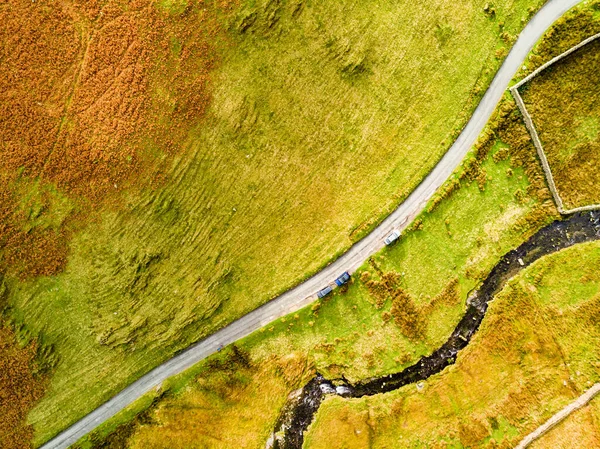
xmin=73 ymin=2 xmax=600 ymax=446
xmin=305 ymin=240 xmax=600 ymax=448
xmin=520 ymin=34 xmax=600 ymax=209
xmin=0 ymin=0 xmax=551 ymax=445
xmin=77 ymin=91 xmax=559 ymax=448
xmin=530 ymin=396 xmax=600 ymax=448
xmin=0 ymin=323 xmax=47 ymax=449
xmin=78 ymin=65 xmax=559 ymax=449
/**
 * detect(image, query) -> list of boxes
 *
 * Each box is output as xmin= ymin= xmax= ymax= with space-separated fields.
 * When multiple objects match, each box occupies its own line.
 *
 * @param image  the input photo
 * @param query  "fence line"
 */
xmin=511 ymin=32 xmax=600 ymax=215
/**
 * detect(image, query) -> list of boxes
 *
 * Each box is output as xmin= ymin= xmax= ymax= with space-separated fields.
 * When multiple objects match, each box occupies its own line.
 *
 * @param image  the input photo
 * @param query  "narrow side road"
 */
xmin=40 ymin=1 xmax=582 ymax=448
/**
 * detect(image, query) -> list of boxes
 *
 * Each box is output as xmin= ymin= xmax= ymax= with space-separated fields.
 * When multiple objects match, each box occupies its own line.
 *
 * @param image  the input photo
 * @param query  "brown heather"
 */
xmin=0 ymin=325 xmax=47 ymax=449
xmin=0 ymin=0 xmax=236 ymax=278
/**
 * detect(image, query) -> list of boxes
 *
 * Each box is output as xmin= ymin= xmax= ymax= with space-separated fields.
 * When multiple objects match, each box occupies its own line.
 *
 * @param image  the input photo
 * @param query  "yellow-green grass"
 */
xmin=519 ymin=7 xmax=600 ymax=209
xmin=129 ymin=354 xmax=310 ymax=449
xmin=13 ymin=176 xmax=76 ymax=236
xmin=530 ymin=396 xmax=600 ymax=449
xmin=5 ymin=0 xmax=550 ymax=443
xmin=78 ymin=94 xmax=559 ymax=448
xmin=244 ymin=111 xmax=556 ymax=385
xmin=59 ymin=5 xmax=600 ymax=446
xmin=76 ymin=391 xmax=159 ymax=449
xmin=305 ymin=241 xmax=600 ymax=449
xmin=75 ymin=349 xmax=312 ymax=449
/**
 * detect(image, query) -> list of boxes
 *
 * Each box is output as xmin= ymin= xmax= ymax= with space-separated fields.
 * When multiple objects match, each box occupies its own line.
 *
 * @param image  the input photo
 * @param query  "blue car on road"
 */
xmin=334 ymin=271 xmax=351 ymax=286
xmin=317 ymin=285 xmax=333 ymax=298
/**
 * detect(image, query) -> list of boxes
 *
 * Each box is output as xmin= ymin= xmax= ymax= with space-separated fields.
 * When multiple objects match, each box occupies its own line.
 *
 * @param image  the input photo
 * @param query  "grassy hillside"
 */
xmin=65 ymin=4 xmax=600 ymax=448
xmin=530 ymin=397 xmax=600 ymax=448
xmin=75 ymin=88 xmax=559 ymax=448
xmin=305 ymin=240 xmax=600 ymax=449
xmin=520 ymin=37 xmax=600 ymax=209
xmin=0 ymin=0 xmax=552 ymax=444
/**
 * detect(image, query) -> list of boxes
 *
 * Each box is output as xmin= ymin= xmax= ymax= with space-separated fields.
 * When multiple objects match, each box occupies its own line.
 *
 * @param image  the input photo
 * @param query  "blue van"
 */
xmin=334 ymin=271 xmax=351 ymax=286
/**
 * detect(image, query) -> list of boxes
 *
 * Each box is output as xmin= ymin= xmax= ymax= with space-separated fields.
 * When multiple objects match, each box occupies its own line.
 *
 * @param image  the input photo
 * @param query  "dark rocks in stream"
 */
xmin=268 ymin=211 xmax=600 ymax=449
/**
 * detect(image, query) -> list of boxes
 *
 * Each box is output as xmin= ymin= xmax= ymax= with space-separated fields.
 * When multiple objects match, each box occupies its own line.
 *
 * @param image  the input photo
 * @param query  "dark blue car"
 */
xmin=334 ymin=271 xmax=351 ymax=286
xmin=317 ymin=285 xmax=333 ymax=298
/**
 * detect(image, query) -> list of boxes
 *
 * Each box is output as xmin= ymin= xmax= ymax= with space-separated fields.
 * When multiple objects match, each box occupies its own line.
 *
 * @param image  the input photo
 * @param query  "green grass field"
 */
xmin=76 ymin=88 xmax=561 ymax=448
xmin=520 ymin=37 xmax=600 ymax=209
xmin=305 ymin=240 xmax=600 ymax=448
xmin=2 ymin=0 xmax=551 ymax=444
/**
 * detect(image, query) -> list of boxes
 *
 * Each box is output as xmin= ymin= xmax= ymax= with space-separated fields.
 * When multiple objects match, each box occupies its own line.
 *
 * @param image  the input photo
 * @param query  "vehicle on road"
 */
xmin=37 ymin=3 xmax=580 ymax=446
xmin=334 ymin=271 xmax=351 ymax=286
xmin=384 ymin=229 xmax=401 ymax=245
xmin=316 ymin=285 xmax=333 ymax=298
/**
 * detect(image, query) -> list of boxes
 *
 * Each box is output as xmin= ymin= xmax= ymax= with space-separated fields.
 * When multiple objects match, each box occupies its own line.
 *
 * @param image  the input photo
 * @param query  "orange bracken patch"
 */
xmin=0 ymin=0 xmax=237 ymax=278
xmin=0 ymin=324 xmax=47 ymax=449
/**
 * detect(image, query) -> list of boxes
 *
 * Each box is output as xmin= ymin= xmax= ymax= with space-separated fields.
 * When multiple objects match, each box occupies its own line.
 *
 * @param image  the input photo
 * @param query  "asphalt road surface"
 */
xmin=41 ymin=1 xmax=583 ymax=447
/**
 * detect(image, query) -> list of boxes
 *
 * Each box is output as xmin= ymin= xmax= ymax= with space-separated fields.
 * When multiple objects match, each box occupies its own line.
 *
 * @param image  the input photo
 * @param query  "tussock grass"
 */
xmin=521 ymin=38 xmax=600 ymax=210
xmin=128 ymin=352 xmax=309 ymax=449
xmin=518 ymin=0 xmax=600 ymax=210
xmin=81 ymin=92 xmax=559 ymax=448
xmin=5 ymin=0 xmax=550 ymax=444
xmin=305 ymin=241 xmax=600 ymax=449
xmin=530 ymin=398 xmax=600 ymax=448
xmin=77 ymin=347 xmax=312 ymax=449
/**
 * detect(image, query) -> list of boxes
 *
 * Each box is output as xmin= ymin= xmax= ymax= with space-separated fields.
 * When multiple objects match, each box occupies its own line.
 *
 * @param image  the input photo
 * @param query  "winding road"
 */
xmin=40 ymin=1 xmax=583 ymax=448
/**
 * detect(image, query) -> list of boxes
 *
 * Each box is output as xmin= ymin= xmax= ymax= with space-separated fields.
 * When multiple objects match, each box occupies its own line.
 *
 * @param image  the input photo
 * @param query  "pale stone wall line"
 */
xmin=511 ymin=31 xmax=600 ymax=214
xmin=510 ymin=86 xmax=565 ymax=212
xmin=514 ymin=383 xmax=600 ymax=449
xmin=512 ymin=31 xmax=600 ymax=90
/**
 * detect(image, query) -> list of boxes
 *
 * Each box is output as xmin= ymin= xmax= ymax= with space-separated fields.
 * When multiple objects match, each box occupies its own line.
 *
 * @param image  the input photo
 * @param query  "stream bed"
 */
xmin=268 ymin=210 xmax=600 ymax=449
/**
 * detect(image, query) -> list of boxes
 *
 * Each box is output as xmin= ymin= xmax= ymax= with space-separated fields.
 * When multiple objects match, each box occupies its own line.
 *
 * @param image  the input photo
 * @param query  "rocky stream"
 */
xmin=268 ymin=210 xmax=600 ymax=449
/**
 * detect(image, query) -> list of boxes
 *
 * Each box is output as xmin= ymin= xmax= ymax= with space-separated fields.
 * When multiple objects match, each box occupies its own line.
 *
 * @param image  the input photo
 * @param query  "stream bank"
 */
xmin=268 ymin=211 xmax=600 ymax=449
